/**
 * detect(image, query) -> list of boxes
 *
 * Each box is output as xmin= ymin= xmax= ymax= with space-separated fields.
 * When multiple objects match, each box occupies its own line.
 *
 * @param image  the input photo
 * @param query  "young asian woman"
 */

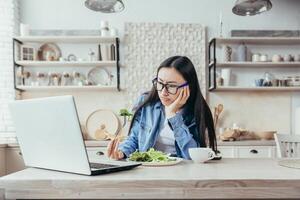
xmin=107 ymin=56 xmax=217 ymax=160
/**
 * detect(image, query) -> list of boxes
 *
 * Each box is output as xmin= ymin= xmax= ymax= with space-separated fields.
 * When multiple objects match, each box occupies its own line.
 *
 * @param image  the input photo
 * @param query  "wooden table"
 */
xmin=0 ymin=158 xmax=300 ymax=199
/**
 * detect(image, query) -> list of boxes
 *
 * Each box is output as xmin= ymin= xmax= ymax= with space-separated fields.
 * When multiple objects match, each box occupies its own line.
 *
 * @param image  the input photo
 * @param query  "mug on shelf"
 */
xmin=272 ymin=55 xmax=282 ymax=62
xmin=251 ymin=53 xmax=261 ymax=62
xmin=260 ymin=54 xmax=268 ymax=62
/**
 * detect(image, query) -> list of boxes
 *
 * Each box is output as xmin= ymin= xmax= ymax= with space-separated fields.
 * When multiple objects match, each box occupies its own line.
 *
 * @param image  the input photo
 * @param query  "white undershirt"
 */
xmin=154 ymin=118 xmax=176 ymax=154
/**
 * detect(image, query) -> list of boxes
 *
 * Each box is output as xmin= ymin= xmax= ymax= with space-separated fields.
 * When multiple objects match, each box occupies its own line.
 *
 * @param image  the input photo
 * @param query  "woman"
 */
xmin=107 ymin=56 xmax=216 ymax=160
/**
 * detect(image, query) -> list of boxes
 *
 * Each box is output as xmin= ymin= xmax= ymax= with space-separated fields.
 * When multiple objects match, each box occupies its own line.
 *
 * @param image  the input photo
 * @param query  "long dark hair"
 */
xmin=129 ymin=56 xmax=217 ymax=152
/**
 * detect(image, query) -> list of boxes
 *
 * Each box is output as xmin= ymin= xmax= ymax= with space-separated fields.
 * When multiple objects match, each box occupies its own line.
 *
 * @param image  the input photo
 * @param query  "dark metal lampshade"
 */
xmin=85 ymin=0 xmax=125 ymax=13
xmin=232 ymin=0 xmax=272 ymax=16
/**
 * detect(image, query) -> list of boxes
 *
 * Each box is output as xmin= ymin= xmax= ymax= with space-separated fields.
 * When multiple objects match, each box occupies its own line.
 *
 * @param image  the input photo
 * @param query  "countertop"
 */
xmin=0 ymin=139 xmax=275 ymax=148
xmin=0 ymin=158 xmax=299 ymax=199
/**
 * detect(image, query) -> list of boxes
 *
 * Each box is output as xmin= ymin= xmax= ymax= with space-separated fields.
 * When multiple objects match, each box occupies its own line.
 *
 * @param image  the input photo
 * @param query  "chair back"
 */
xmin=274 ymin=134 xmax=300 ymax=158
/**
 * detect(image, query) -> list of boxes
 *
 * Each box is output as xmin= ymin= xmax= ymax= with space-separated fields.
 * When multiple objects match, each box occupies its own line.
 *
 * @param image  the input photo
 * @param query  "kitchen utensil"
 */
xmin=61 ymin=72 xmax=72 ymax=86
xmin=36 ymin=72 xmax=48 ymax=86
xmin=87 ymin=67 xmax=112 ymax=86
xmin=48 ymin=72 xmax=61 ymax=86
xmin=85 ymin=109 xmax=121 ymax=140
xmin=214 ymin=104 xmax=223 ymax=130
xmin=23 ymin=71 xmax=32 ymax=86
xmin=37 ymin=43 xmax=61 ymax=61
xmin=254 ymin=131 xmax=276 ymax=140
xmin=262 ymin=72 xmax=274 ymax=87
xmin=279 ymin=79 xmax=288 ymax=87
xmin=271 ymin=79 xmax=279 ymax=87
xmin=255 ymin=78 xmax=264 ymax=87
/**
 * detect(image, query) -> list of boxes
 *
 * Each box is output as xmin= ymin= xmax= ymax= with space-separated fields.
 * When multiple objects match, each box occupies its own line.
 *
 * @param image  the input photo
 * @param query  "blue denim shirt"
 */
xmin=119 ymin=94 xmax=199 ymax=159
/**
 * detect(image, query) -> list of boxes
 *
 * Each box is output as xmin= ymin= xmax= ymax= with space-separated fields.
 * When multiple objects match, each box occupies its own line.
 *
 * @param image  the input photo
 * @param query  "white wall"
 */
xmin=14 ymin=0 xmax=300 ymax=135
xmin=20 ymin=0 xmax=300 ymax=39
xmin=0 ymin=0 xmax=19 ymax=138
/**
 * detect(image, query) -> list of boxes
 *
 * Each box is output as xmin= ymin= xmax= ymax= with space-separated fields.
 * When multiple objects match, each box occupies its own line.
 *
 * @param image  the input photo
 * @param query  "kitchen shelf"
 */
xmin=14 ymin=36 xmax=116 ymax=43
xmin=13 ymin=36 xmax=121 ymax=92
xmin=215 ymin=37 xmax=300 ymax=45
xmin=208 ymin=37 xmax=300 ymax=91
xmin=16 ymin=85 xmax=118 ymax=92
xmin=15 ymin=60 xmax=118 ymax=67
xmin=214 ymin=62 xmax=300 ymax=68
xmin=215 ymin=86 xmax=300 ymax=92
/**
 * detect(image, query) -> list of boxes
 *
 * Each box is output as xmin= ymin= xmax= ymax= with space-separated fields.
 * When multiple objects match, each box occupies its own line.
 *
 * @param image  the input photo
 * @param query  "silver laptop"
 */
xmin=9 ymin=95 xmax=140 ymax=175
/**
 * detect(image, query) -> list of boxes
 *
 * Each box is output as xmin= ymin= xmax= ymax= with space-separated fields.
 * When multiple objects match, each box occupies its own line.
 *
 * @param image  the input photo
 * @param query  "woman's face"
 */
xmin=156 ymin=67 xmax=187 ymax=106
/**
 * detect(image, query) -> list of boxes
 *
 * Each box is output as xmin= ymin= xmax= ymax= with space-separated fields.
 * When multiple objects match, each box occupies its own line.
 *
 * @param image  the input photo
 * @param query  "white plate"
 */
xmin=278 ymin=159 xmax=300 ymax=169
xmin=87 ymin=67 xmax=111 ymax=86
xmin=128 ymin=157 xmax=183 ymax=167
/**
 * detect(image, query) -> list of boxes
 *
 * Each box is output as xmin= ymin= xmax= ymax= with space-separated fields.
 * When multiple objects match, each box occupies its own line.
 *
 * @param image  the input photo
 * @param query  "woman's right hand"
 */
xmin=107 ymin=137 xmax=125 ymax=160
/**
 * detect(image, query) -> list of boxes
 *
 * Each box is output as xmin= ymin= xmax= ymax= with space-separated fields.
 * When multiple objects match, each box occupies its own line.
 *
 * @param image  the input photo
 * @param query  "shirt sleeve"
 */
xmin=167 ymin=114 xmax=198 ymax=159
xmin=118 ymin=94 xmax=146 ymax=158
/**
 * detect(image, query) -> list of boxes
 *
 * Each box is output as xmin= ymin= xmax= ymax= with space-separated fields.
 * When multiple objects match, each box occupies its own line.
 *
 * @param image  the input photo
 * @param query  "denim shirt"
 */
xmin=118 ymin=94 xmax=199 ymax=159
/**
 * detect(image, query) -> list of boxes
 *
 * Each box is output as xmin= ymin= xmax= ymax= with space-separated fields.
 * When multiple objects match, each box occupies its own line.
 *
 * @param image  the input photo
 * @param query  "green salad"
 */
xmin=128 ymin=148 xmax=176 ymax=162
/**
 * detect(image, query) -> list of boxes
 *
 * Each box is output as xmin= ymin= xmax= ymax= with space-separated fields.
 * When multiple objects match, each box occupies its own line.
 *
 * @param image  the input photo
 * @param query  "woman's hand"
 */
xmin=165 ymin=86 xmax=190 ymax=118
xmin=107 ymin=137 xmax=125 ymax=160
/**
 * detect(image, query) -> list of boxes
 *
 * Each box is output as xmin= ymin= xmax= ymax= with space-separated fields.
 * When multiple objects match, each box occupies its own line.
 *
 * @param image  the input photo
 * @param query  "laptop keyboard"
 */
xmin=90 ymin=162 xmax=119 ymax=169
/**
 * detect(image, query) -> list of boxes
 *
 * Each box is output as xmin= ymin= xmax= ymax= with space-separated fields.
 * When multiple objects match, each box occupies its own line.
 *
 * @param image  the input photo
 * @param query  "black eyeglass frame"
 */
xmin=152 ymin=78 xmax=188 ymax=95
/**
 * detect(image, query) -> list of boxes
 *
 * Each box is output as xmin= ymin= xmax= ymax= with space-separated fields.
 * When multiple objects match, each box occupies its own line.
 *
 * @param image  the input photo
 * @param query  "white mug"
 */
xmin=260 ymin=54 xmax=268 ymax=62
xmin=252 ymin=53 xmax=261 ymax=62
xmin=188 ymin=147 xmax=216 ymax=163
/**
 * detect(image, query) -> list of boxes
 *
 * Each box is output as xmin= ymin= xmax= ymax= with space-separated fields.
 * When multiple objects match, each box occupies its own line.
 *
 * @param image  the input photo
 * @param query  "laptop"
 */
xmin=9 ymin=95 xmax=141 ymax=175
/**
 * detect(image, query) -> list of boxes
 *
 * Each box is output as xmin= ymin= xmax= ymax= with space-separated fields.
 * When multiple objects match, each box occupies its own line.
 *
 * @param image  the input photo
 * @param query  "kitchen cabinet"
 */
xmin=2 ymin=141 xmax=276 ymax=176
xmin=217 ymin=145 xmax=276 ymax=158
xmin=86 ymin=147 xmax=109 ymax=161
xmin=208 ymin=37 xmax=300 ymax=92
xmin=5 ymin=147 xmax=26 ymax=175
xmin=3 ymin=145 xmax=108 ymax=175
xmin=0 ymin=146 xmax=6 ymax=176
xmin=12 ymin=36 xmax=121 ymax=94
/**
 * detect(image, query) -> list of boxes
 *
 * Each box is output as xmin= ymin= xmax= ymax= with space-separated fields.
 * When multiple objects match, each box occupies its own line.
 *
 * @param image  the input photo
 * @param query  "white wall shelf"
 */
xmin=14 ymin=36 xmax=117 ymax=43
xmin=215 ymin=37 xmax=300 ymax=45
xmin=15 ymin=61 xmax=117 ymax=67
xmin=16 ymin=85 xmax=118 ymax=92
xmin=215 ymin=62 xmax=300 ymax=68
xmin=215 ymin=86 xmax=300 ymax=92
xmin=13 ymin=36 xmax=121 ymax=92
xmin=208 ymin=37 xmax=300 ymax=91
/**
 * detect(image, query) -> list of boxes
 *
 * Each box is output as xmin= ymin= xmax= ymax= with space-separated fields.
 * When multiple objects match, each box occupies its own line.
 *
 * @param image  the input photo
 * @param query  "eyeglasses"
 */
xmin=152 ymin=78 xmax=188 ymax=95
